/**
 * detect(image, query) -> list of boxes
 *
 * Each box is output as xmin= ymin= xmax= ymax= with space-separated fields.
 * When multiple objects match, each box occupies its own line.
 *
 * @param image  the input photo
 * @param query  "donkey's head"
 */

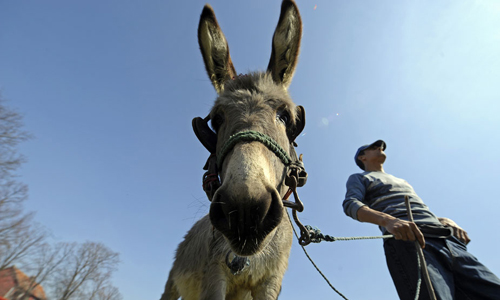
xmin=196 ymin=0 xmax=304 ymax=256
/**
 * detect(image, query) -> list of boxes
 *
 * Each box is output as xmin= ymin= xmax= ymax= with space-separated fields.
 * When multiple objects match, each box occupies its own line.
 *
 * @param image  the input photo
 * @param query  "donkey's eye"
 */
xmin=211 ymin=114 xmax=224 ymax=132
xmin=276 ymin=110 xmax=290 ymax=126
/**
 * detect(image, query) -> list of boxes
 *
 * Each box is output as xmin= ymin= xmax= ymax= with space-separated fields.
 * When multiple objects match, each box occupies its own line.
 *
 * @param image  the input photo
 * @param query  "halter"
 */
xmin=217 ymin=130 xmax=292 ymax=168
xmin=192 ymin=113 xmax=311 ymax=246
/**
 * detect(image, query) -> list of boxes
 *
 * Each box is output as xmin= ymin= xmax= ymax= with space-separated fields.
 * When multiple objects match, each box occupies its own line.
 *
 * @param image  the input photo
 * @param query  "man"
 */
xmin=342 ymin=140 xmax=500 ymax=299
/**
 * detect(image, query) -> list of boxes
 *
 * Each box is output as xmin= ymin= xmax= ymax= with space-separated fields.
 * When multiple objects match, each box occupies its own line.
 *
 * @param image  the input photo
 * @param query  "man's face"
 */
xmin=359 ymin=144 xmax=386 ymax=165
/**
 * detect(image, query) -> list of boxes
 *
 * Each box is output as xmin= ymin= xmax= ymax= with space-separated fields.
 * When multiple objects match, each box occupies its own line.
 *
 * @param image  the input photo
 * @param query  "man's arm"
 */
xmin=438 ymin=217 xmax=471 ymax=245
xmin=357 ymin=206 xmax=426 ymax=248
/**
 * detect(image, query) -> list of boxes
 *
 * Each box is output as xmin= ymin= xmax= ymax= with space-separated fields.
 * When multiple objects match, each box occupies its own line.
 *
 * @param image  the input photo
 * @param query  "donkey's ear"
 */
xmin=267 ymin=0 xmax=302 ymax=89
xmin=198 ymin=5 xmax=237 ymax=94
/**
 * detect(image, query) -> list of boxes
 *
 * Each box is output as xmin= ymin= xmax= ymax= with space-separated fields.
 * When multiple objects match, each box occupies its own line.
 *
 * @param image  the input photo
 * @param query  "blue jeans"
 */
xmin=384 ymin=237 xmax=500 ymax=299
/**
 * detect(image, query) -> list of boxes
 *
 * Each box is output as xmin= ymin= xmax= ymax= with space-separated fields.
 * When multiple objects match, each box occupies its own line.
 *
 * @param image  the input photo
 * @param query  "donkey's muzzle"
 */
xmin=210 ymin=186 xmax=283 ymax=256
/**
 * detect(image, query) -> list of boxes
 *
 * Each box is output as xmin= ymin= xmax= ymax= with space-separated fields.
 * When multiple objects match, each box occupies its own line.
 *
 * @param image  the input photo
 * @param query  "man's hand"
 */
xmin=356 ymin=206 xmax=426 ymax=248
xmin=438 ymin=217 xmax=471 ymax=245
xmin=385 ymin=218 xmax=426 ymax=248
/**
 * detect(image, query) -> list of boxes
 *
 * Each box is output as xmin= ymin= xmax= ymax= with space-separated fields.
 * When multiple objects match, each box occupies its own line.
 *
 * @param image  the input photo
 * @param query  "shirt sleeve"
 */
xmin=342 ymin=174 xmax=368 ymax=221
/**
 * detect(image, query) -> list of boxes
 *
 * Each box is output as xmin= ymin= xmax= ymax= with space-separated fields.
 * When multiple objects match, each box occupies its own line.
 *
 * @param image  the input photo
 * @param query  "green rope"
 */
xmin=217 ymin=130 xmax=291 ymax=168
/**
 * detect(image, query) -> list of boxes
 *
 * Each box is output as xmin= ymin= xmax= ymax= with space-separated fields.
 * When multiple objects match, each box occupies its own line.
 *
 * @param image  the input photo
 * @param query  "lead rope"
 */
xmin=404 ymin=196 xmax=436 ymax=300
xmin=305 ymin=226 xmax=393 ymax=242
xmin=286 ymin=198 xmax=427 ymax=300
xmin=285 ymin=209 xmax=349 ymax=300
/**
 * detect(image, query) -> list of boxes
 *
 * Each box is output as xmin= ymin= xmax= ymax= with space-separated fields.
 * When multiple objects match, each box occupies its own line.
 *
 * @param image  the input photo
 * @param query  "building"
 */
xmin=0 ymin=266 xmax=46 ymax=300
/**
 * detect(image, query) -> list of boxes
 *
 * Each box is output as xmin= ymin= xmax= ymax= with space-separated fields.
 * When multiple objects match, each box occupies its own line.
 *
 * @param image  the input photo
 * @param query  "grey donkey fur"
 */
xmin=161 ymin=1 xmax=303 ymax=299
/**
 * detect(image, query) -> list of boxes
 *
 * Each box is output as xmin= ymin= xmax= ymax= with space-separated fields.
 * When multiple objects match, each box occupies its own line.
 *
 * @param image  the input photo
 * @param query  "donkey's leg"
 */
xmin=159 ymin=271 xmax=179 ymax=300
xmin=251 ymin=275 xmax=283 ymax=300
xmin=199 ymin=263 xmax=227 ymax=300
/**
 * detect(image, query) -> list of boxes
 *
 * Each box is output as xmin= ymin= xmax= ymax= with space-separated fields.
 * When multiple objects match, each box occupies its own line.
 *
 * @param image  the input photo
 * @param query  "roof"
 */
xmin=0 ymin=266 xmax=47 ymax=300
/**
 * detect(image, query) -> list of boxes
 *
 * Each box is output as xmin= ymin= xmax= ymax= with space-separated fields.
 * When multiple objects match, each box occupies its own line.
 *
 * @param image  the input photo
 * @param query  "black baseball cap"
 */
xmin=355 ymin=140 xmax=386 ymax=170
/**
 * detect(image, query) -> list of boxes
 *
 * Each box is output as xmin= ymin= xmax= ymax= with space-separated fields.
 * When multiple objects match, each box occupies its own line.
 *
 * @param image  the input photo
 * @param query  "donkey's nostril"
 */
xmin=210 ymin=193 xmax=229 ymax=231
xmin=261 ymin=190 xmax=283 ymax=231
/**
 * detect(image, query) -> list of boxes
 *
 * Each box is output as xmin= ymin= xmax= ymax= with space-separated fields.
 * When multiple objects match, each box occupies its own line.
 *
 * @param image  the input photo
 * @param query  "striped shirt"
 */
xmin=343 ymin=171 xmax=444 ymax=234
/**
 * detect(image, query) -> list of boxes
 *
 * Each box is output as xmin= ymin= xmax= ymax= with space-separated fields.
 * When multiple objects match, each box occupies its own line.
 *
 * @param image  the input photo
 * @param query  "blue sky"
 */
xmin=1 ymin=0 xmax=499 ymax=299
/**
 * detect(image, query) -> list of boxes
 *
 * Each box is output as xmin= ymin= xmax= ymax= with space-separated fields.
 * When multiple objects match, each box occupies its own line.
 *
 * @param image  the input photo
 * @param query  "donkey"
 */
xmin=161 ymin=1 xmax=305 ymax=299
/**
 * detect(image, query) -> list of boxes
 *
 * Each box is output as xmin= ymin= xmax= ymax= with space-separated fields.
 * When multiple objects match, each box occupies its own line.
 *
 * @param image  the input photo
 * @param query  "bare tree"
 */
xmin=0 ymin=97 xmax=122 ymax=299
xmin=49 ymin=241 xmax=121 ymax=300
xmin=94 ymin=285 xmax=122 ymax=300
xmin=0 ymin=97 xmax=44 ymax=270
xmin=17 ymin=242 xmax=73 ymax=300
xmin=86 ymin=273 xmax=122 ymax=300
xmin=0 ymin=222 xmax=47 ymax=270
xmin=0 ymin=98 xmax=30 ymax=179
